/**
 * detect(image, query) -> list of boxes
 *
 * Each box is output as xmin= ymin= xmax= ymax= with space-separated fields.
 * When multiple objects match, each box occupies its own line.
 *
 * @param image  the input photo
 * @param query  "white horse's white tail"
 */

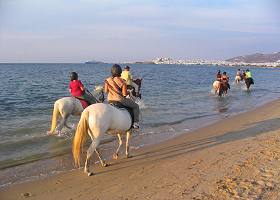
xmin=49 ymin=101 xmax=60 ymax=134
xmin=73 ymin=109 xmax=89 ymax=167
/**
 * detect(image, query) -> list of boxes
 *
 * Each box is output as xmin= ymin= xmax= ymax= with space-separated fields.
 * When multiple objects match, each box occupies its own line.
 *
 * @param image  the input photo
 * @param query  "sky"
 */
xmin=0 ymin=0 xmax=279 ymax=63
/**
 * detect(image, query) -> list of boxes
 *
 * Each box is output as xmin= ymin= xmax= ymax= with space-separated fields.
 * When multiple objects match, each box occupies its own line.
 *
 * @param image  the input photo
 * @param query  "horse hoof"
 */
xmin=88 ymin=172 xmax=94 ymax=176
xmin=126 ymin=154 xmax=132 ymax=159
xmin=102 ymin=163 xmax=109 ymax=167
xmin=113 ymin=154 xmax=119 ymax=160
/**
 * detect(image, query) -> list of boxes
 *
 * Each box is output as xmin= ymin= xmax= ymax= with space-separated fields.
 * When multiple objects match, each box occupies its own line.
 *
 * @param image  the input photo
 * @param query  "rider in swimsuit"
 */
xmin=236 ymin=69 xmax=242 ymax=78
xmin=104 ymin=64 xmax=140 ymax=129
xmin=221 ymin=71 xmax=230 ymax=92
xmin=215 ymin=70 xmax=222 ymax=92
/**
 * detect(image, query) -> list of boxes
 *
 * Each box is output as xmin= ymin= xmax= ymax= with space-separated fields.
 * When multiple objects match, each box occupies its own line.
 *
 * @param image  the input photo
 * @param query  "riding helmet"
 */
xmin=111 ymin=64 xmax=122 ymax=77
xmin=70 ymin=72 xmax=78 ymax=81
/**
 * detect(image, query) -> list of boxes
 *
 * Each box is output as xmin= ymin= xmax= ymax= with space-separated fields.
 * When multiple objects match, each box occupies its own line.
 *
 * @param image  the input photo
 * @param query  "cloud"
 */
xmin=0 ymin=0 xmax=279 ymax=62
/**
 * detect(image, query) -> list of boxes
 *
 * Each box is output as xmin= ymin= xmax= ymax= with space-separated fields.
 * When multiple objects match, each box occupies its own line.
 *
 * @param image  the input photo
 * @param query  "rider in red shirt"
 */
xmin=69 ymin=72 xmax=97 ymax=107
xmin=69 ymin=72 xmax=85 ymax=97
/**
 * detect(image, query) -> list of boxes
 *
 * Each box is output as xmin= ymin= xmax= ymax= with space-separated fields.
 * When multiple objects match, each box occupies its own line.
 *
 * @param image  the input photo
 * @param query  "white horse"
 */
xmin=48 ymin=86 xmax=104 ymax=134
xmin=73 ymin=103 xmax=134 ymax=176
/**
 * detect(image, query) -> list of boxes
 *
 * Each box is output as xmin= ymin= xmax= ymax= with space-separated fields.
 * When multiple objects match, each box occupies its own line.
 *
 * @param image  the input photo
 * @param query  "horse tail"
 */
xmin=49 ymin=101 xmax=60 ymax=134
xmin=73 ymin=109 xmax=89 ymax=167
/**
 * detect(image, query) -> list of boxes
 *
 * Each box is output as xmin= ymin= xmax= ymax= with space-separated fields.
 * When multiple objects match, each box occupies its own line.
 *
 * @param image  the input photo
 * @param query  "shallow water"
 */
xmin=0 ymin=63 xmax=280 ymax=187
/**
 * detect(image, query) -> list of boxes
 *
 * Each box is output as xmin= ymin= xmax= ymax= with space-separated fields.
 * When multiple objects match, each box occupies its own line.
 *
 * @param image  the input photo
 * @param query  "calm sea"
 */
xmin=0 ymin=63 xmax=280 ymax=186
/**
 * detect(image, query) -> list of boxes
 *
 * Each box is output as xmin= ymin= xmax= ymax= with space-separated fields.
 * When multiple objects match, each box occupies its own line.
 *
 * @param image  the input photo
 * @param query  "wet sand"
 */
xmin=1 ymin=99 xmax=280 ymax=200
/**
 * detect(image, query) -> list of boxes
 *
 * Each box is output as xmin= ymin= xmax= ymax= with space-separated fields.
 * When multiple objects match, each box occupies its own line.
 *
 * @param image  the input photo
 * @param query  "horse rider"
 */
xmin=221 ymin=71 xmax=230 ymax=93
xmin=121 ymin=65 xmax=139 ymax=97
xmin=245 ymin=69 xmax=254 ymax=84
xmin=216 ymin=70 xmax=222 ymax=81
xmin=215 ymin=70 xmax=222 ymax=91
xmin=104 ymin=64 xmax=140 ymax=129
xmin=242 ymin=70 xmax=246 ymax=80
xmin=236 ymin=69 xmax=242 ymax=78
xmin=69 ymin=72 xmax=97 ymax=105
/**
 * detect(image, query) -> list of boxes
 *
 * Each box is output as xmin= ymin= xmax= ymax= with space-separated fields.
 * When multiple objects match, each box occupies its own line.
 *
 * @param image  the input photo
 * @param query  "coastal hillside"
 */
xmin=226 ymin=52 xmax=280 ymax=63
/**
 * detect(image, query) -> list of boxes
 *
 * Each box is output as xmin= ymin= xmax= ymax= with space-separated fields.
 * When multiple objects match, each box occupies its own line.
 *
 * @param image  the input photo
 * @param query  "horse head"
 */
xmin=93 ymin=85 xmax=105 ymax=102
xmin=133 ymin=78 xmax=142 ymax=90
xmin=128 ymin=78 xmax=142 ymax=99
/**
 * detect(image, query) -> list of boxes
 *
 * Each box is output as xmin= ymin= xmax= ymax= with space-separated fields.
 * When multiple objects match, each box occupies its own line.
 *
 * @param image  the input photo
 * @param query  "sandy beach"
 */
xmin=1 ymin=99 xmax=280 ymax=200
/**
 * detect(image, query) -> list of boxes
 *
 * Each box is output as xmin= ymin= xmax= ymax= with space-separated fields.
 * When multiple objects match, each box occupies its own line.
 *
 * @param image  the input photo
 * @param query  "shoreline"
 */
xmin=1 ymin=98 xmax=280 ymax=199
xmin=0 ymin=95 xmax=275 ymax=189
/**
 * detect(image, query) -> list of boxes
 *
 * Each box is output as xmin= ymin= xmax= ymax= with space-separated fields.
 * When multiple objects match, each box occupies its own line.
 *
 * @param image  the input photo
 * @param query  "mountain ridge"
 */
xmin=226 ymin=52 xmax=280 ymax=63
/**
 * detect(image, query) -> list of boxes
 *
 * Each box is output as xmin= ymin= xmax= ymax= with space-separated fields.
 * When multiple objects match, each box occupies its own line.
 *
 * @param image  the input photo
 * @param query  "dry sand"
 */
xmin=1 ymin=99 xmax=280 ymax=200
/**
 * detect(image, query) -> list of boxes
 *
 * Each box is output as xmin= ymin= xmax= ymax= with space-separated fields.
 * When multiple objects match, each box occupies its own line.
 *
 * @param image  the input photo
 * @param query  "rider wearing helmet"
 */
xmin=69 ymin=72 xmax=97 ymax=106
xmin=121 ymin=65 xmax=139 ymax=97
xmin=104 ymin=64 xmax=140 ymax=129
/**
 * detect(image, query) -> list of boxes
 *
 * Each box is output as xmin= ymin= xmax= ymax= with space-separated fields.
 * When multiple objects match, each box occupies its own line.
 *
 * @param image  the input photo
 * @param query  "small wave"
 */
xmin=136 ymin=99 xmax=147 ymax=109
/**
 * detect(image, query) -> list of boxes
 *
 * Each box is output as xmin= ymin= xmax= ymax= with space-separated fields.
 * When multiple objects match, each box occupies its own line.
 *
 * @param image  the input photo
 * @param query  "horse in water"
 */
xmin=48 ymin=85 xmax=104 ymax=134
xmin=235 ymin=75 xmax=242 ymax=84
xmin=212 ymin=81 xmax=229 ymax=97
xmin=73 ymin=102 xmax=136 ymax=176
xmin=127 ymin=78 xmax=142 ymax=99
xmin=244 ymin=77 xmax=254 ymax=90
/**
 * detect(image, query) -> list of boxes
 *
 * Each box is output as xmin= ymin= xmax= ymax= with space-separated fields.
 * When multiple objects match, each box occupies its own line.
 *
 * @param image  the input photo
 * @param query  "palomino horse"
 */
xmin=48 ymin=85 xmax=104 ymax=134
xmin=73 ymin=103 xmax=135 ymax=176
xmin=235 ymin=75 xmax=242 ymax=84
xmin=213 ymin=81 xmax=229 ymax=97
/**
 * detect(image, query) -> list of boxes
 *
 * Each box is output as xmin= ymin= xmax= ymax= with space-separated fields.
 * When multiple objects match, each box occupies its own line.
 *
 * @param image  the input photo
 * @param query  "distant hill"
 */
xmin=226 ymin=52 xmax=280 ymax=63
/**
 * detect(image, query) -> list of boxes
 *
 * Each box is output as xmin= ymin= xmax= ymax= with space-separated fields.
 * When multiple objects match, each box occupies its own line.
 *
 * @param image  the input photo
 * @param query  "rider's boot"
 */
xmin=132 ymin=122 xmax=140 ymax=129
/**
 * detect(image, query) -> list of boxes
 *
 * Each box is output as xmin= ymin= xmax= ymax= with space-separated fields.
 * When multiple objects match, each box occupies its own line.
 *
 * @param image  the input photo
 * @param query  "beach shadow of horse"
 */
xmin=94 ymin=117 xmax=280 ymax=175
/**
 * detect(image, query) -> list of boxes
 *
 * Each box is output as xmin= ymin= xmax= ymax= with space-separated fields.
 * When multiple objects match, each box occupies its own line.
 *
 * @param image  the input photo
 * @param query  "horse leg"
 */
xmin=113 ymin=134 xmax=123 ymax=159
xmin=61 ymin=113 xmax=72 ymax=130
xmin=84 ymin=138 xmax=100 ymax=176
xmin=55 ymin=118 xmax=65 ymax=135
xmin=94 ymin=148 xmax=108 ymax=167
xmin=125 ymin=130 xmax=132 ymax=158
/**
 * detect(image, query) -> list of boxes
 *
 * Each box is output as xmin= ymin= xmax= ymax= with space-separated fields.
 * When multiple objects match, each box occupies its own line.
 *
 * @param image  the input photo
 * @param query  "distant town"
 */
xmin=143 ymin=57 xmax=280 ymax=68
xmin=86 ymin=52 xmax=280 ymax=67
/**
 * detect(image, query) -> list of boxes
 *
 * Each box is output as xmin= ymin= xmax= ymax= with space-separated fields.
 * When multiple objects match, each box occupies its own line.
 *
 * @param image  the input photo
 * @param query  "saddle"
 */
xmin=74 ymin=97 xmax=89 ymax=109
xmin=109 ymin=101 xmax=134 ymax=128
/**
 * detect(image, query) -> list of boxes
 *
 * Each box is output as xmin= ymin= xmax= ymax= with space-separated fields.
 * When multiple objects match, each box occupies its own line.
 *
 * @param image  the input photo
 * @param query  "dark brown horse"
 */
xmin=218 ymin=82 xmax=230 ymax=97
xmin=244 ymin=77 xmax=254 ymax=90
xmin=127 ymin=78 xmax=142 ymax=99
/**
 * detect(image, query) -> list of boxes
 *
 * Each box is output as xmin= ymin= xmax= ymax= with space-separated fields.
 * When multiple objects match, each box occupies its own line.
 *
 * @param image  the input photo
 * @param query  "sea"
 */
xmin=0 ymin=63 xmax=280 ymax=187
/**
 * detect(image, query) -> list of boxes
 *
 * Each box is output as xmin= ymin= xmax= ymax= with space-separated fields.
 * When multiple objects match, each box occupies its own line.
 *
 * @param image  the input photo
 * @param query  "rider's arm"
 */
xmin=104 ymin=81 xmax=108 ymax=94
xmin=129 ymin=72 xmax=133 ymax=80
xmin=78 ymin=80 xmax=85 ymax=92
xmin=122 ymin=83 xmax=128 ymax=97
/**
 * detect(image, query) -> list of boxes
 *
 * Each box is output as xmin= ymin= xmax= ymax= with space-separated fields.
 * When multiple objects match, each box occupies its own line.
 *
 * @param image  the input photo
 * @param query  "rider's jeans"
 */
xmin=119 ymin=98 xmax=140 ymax=122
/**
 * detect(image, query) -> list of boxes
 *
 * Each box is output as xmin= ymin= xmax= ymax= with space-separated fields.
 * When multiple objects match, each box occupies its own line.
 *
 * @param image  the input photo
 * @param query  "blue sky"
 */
xmin=0 ymin=0 xmax=279 ymax=63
